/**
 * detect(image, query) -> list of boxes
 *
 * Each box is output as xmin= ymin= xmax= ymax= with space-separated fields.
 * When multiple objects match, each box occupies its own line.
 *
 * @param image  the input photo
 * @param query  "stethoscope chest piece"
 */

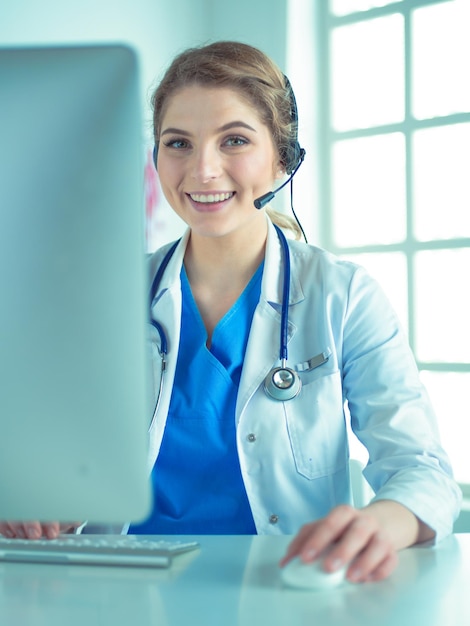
xmin=264 ymin=366 xmax=301 ymax=401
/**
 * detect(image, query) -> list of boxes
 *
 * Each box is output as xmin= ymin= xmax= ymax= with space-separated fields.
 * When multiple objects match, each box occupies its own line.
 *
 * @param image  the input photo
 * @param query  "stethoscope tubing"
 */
xmin=148 ymin=239 xmax=179 ymax=430
xmin=274 ymin=224 xmax=291 ymax=366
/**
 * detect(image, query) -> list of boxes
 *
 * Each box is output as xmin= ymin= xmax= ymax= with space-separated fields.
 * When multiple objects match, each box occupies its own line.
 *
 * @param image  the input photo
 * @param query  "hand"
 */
xmin=0 ymin=521 xmax=80 ymax=540
xmin=280 ymin=504 xmax=399 ymax=584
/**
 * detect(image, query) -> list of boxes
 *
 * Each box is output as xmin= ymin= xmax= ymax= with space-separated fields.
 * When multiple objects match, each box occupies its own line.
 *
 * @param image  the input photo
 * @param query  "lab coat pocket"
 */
xmin=285 ymin=370 xmax=347 ymax=480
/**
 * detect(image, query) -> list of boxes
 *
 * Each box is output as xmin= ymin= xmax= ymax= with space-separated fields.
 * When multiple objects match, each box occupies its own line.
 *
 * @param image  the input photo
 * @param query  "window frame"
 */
xmin=314 ymin=0 xmax=470 ymax=486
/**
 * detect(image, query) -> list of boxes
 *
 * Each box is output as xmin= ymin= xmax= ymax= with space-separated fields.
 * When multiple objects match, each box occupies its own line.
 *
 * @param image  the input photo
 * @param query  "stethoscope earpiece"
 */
xmin=264 ymin=366 xmax=301 ymax=402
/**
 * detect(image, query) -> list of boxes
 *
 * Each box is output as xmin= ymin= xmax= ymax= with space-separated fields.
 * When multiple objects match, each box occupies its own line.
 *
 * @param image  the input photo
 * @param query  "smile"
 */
xmin=189 ymin=192 xmax=234 ymax=203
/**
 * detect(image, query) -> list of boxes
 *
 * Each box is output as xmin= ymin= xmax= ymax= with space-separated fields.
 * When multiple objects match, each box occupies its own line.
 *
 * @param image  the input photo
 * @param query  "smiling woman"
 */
xmin=152 ymin=41 xmax=304 ymax=241
xmin=2 ymin=41 xmax=461 ymax=587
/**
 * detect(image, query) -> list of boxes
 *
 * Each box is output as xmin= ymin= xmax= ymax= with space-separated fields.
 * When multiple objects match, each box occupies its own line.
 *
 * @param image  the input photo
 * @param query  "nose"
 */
xmin=191 ymin=145 xmax=222 ymax=183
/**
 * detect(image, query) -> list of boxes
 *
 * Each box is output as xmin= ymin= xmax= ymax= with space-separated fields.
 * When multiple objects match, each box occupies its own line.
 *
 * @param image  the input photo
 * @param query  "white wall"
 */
xmin=209 ymin=0 xmax=288 ymax=70
xmin=0 ymin=0 xmax=213 ymax=128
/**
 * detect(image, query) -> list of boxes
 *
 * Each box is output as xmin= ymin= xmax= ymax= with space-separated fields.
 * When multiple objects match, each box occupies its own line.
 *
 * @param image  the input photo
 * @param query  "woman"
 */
xmin=1 ymin=41 xmax=461 ymax=584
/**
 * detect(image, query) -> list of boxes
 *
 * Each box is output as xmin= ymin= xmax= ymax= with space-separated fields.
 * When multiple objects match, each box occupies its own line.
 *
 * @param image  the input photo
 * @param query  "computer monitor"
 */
xmin=0 ymin=44 xmax=151 ymax=525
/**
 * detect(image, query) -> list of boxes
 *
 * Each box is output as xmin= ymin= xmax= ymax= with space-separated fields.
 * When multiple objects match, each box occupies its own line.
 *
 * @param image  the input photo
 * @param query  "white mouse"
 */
xmin=280 ymin=553 xmax=346 ymax=590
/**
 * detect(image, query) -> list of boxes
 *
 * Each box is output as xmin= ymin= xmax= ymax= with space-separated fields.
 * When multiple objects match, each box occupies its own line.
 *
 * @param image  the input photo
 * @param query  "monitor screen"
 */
xmin=0 ymin=44 xmax=151 ymax=525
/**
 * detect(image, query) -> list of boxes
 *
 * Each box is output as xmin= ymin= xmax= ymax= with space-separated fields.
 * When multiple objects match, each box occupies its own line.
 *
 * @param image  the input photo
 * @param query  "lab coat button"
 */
xmin=269 ymin=514 xmax=279 ymax=524
xmin=247 ymin=433 xmax=256 ymax=442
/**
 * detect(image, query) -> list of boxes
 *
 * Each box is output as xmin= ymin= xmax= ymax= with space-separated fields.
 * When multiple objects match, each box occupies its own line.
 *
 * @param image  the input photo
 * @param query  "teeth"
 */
xmin=190 ymin=192 xmax=233 ymax=203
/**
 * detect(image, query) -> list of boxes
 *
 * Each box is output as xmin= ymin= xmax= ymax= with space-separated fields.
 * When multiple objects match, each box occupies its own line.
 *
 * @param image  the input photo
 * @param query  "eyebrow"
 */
xmin=160 ymin=120 xmax=257 ymax=137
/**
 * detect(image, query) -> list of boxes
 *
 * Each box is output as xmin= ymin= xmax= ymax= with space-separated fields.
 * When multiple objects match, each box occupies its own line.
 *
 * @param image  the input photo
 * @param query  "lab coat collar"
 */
xmin=262 ymin=217 xmax=304 ymax=307
xmin=150 ymin=217 xmax=305 ymax=307
xmin=149 ymin=229 xmax=190 ymax=306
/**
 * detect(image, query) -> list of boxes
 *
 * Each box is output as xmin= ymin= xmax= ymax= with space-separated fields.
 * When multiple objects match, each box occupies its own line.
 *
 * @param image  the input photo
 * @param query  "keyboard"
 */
xmin=0 ymin=535 xmax=200 ymax=568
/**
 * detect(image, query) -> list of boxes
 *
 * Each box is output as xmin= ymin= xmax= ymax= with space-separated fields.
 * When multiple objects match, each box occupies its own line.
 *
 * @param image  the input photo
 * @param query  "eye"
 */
xmin=163 ymin=138 xmax=190 ymax=150
xmin=224 ymin=135 xmax=249 ymax=148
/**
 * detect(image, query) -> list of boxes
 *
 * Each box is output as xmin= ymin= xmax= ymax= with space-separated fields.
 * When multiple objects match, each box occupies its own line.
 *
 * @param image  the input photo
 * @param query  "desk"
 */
xmin=0 ymin=534 xmax=469 ymax=626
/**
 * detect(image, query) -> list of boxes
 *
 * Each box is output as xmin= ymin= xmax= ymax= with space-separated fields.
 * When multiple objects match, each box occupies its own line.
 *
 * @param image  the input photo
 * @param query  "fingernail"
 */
xmin=302 ymin=548 xmax=317 ymax=562
xmin=329 ymin=558 xmax=344 ymax=571
xmin=348 ymin=568 xmax=362 ymax=582
xmin=26 ymin=527 xmax=40 ymax=539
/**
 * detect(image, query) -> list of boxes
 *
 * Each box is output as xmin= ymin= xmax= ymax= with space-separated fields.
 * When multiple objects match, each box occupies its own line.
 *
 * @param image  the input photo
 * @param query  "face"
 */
xmin=156 ymin=85 xmax=282 ymax=241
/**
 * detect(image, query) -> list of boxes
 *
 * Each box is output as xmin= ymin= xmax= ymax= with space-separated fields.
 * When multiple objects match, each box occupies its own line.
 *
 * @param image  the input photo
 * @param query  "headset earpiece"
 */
xmin=282 ymin=75 xmax=303 ymax=174
xmin=283 ymin=140 xmax=302 ymax=175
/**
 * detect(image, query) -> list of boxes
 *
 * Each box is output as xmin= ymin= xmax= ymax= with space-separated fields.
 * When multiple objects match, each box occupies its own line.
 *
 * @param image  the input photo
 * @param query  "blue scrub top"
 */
xmin=129 ymin=262 xmax=263 ymax=535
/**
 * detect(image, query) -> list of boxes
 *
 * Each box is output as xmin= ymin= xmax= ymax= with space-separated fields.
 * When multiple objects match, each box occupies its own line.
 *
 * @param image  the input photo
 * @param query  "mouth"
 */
xmin=188 ymin=192 xmax=234 ymax=204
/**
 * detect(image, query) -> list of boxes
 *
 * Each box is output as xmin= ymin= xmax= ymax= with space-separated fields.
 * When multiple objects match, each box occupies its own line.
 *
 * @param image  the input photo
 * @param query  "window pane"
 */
xmin=414 ymin=249 xmax=470 ymax=363
xmin=413 ymin=123 xmax=470 ymax=241
xmin=412 ymin=0 xmax=470 ymax=119
xmin=331 ymin=14 xmax=404 ymax=131
xmin=330 ymin=0 xmax=401 ymax=17
xmin=341 ymin=252 xmax=408 ymax=333
xmin=420 ymin=371 xmax=470 ymax=484
xmin=332 ymin=133 xmax=406 ymax=246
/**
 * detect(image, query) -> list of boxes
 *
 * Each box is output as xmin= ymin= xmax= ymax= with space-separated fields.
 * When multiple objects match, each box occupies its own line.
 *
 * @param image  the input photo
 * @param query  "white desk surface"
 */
xmin=0 ymin=533 xmax=469 ymax=626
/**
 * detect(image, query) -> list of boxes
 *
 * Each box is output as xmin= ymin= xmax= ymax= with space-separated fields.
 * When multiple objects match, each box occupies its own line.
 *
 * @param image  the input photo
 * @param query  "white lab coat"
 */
xmin=146 ymin=218 xmax=461 ymax=540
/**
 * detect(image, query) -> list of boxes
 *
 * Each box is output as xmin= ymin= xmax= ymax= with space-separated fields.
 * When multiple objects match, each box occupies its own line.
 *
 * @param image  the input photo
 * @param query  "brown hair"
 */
xmin=151 ymin=41 xmax=302 ymax=238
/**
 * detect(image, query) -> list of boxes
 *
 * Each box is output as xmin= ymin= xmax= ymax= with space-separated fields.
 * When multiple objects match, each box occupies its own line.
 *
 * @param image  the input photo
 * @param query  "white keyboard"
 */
xmin=0 ymin=535 xmax=200 ymax=568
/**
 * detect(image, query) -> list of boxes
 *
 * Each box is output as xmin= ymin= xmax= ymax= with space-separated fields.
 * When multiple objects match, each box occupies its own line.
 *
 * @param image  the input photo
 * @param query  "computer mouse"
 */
xmin=280 ymin=554 xmax=346 ymax=590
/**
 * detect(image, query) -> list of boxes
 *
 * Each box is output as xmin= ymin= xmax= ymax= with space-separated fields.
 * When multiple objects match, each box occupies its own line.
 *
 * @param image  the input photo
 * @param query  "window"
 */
xmin=312 ymin=0 xmax=470 ymax=486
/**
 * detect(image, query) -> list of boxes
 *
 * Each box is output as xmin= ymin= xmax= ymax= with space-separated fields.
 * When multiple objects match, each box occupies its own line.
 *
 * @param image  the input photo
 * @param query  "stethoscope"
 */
xmin=148 ymin=224 xmax=301 ymax=426
xmin=262 ymin=225 xmax=302 ymax=402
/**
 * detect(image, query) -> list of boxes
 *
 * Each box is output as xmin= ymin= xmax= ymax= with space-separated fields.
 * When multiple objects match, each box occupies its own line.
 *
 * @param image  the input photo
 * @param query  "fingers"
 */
xmin=280 ymin=504 xmax=358 ymax=566
xmin=0 ymin=522 xmax=40 ymax=539
xmin=280 ymin=505 xmax=400 ymax=584
xmin=0 ymin=521 xmax=74 ymax=540
xmin=345 ymin=530 xmax=397 ymax=582
xmin=0 ymin=522 xmax=18 ymax=538
xmin=279 ymin=521 xmax=321 ymax=566
xmin=323 ymin=510 xmax=383 ymax=573
xmin=365 ymin=551 xmax=399 ymax=582
xmin=40 ymin=522 xmax=62 ymax=539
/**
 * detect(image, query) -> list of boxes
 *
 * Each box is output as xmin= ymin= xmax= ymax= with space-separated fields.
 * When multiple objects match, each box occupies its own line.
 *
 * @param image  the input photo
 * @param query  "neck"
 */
xmin=182 ymin=218 xmax=268 ymax=344
xmin=184 ymin=218 xmax=268 ymax=289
